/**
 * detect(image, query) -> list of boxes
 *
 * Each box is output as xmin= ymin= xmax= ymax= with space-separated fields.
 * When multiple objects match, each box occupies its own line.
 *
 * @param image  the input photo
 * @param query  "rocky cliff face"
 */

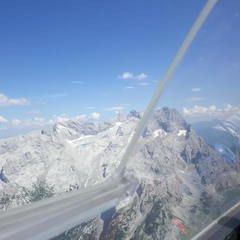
xmin=193 ymin=112 xmax=240 ymax=172
xmin=97 ymin=108 xmax=240 ymax=240
xmin=0 ymin=108 xmax=240 ymax=239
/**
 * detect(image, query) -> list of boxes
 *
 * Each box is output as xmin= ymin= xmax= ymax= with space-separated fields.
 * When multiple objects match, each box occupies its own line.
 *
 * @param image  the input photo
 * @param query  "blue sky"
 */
xmin=0 ymin=0 xmax=240 ymax=136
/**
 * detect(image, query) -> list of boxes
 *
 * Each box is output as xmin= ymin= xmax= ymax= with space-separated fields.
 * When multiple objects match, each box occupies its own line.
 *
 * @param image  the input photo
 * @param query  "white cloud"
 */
xmin=119 ymin=72 xmax=148 ymax=81
xmin=11 ymin=119 xmax=21 ymax=126
xmin=136 ymin=73 xmax=148 ymax=81
xmin=183 ymin=104 xmax=240 ymax=120
xmin=20 ymin=118 xmax=46 ymax=127
xmin=0 ymin=93 xmax=29 ymax=107
xmin=191 ymin=88 xmax=201 ymax=92
xmin=55 ymin=116 xmax=69 ymax=123
xmin=90 ymin=112 xmax=101 ymax=120
xmin=47 ymin=113 xmax=69 ymax=124
xmin=0 ymin=116 xmax=8 ymax=123
xmin=47 ymin=118 xmax=55 ymax=125
xmin=4 ymin=117 xmax=48 ymax=129
xmin=119 ymin=72 xmax=134 ymax=80
xmin=85 ymin=106 xmax=95 ymax=110
xmin=125 ymin=86 xmax=134 ymax=89
xmin=0 ymin=112 xmax=97 ymax=134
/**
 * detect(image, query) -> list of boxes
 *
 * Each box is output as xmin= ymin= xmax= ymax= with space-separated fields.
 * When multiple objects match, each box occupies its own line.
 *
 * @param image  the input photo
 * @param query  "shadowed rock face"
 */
xmin=1 ymin=108 xmax=240 ymax=240
xmin=127 ymin=110 xmax=141 ymax=120
xmin=154 ymin=107 xmax=189 ymax=131
xmin=0 ymin=168 xmax=9 ymax=183
xmin=53 ymin=121 xmax=100 ymax=140
xmin=192 ymin=117 xmax=240 ymax=186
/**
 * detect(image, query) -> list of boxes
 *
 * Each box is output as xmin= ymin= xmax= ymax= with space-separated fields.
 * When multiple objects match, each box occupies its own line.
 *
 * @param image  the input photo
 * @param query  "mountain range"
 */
xmin=0 ymin=108 xmax=240 ymax=240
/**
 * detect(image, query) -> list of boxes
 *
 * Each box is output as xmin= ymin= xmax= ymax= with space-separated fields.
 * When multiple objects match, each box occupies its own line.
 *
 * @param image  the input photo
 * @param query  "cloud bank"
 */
xmin=0 ymin=93 xmax=29 ymax=107
xmin=183 ymin=104 xmax=240 ymax=120
xmin=0 ymin=116 xmax=8 ymax=123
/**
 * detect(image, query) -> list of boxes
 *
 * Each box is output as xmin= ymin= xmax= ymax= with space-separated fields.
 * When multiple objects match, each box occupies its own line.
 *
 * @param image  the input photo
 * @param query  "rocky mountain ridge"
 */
xmin=0 ymin=108 xmax=240 ymax=239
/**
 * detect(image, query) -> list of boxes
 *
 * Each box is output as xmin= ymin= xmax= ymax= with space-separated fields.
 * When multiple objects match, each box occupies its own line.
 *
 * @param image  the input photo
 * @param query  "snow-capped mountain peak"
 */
xmin=1 ymin=108 xmax=240 ymax=240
